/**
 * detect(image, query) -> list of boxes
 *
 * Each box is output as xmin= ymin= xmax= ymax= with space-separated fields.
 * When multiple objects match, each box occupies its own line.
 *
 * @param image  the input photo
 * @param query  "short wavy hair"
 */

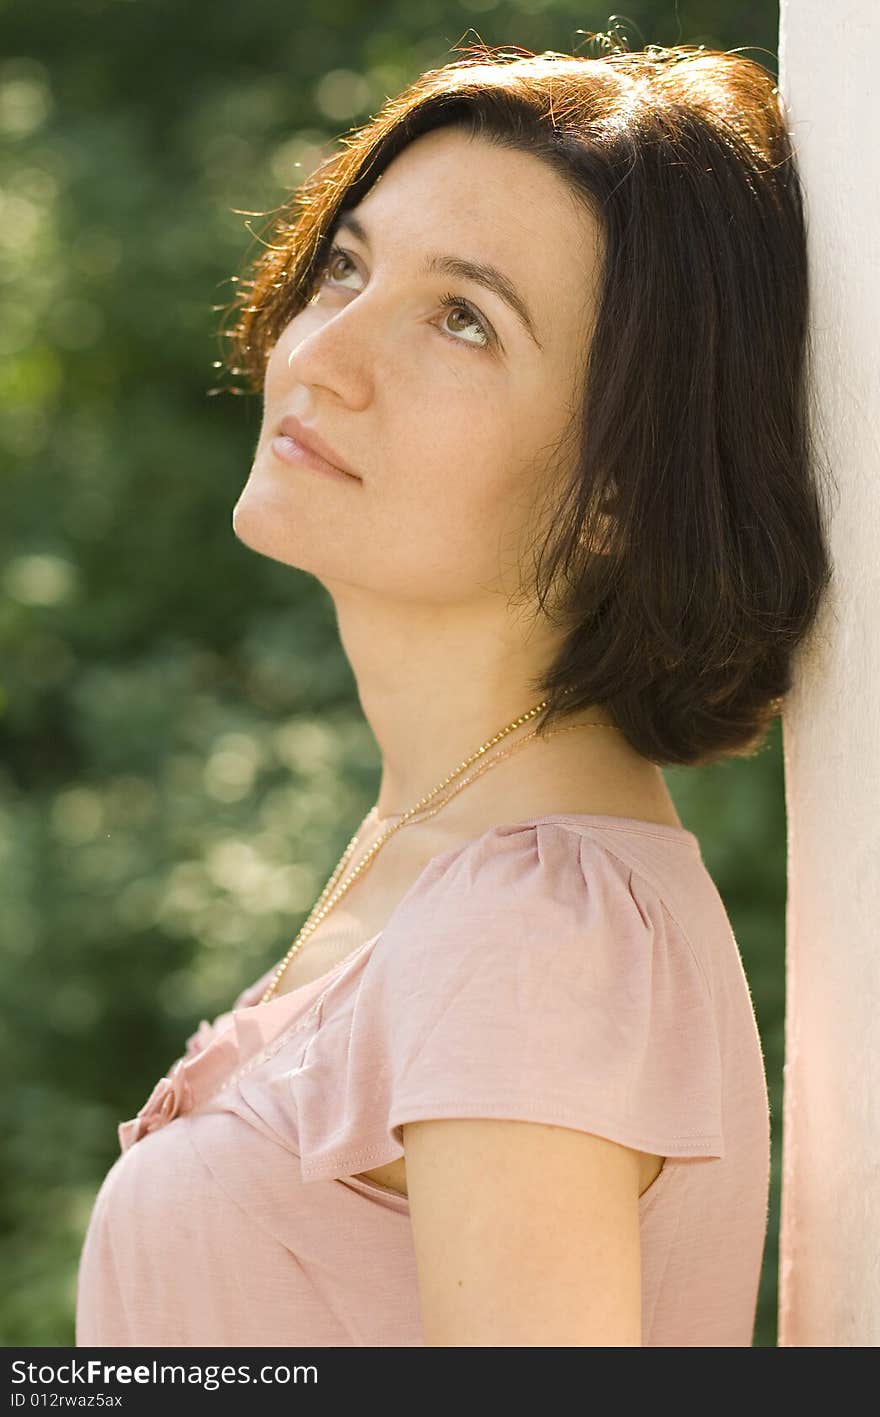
xmin=214 ymin=37 xmax=835 ymax=768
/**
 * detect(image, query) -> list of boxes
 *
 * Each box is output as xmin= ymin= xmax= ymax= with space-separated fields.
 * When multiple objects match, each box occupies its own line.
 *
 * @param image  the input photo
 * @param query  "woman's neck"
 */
xmin=374 ymin=719 xmax=683 ymax=838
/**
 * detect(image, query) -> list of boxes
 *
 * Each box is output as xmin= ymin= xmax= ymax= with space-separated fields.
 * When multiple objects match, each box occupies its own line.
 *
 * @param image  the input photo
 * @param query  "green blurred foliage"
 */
xmin=1 ymin=0 xmax=783 ymax=1346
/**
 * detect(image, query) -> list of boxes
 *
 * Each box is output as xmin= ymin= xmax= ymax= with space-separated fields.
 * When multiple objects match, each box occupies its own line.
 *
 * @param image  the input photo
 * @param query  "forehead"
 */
xmin=344 ymin=126 xmax=602 ymax=352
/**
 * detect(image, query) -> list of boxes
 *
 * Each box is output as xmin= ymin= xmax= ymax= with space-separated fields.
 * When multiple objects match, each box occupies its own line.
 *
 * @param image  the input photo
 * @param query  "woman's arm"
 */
xmin=403 ymin=1116 xmax=643 ymax=1346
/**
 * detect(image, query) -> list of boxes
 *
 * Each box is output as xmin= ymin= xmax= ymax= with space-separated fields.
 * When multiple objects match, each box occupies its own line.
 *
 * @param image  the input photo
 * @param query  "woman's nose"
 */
xmin=283 ymin=295 xmax=383 ymax=402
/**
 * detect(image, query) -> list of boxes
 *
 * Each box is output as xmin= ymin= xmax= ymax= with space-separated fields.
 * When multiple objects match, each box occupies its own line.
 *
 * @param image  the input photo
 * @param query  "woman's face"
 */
xmin=233 ymin=125 xmax=603 ymax=603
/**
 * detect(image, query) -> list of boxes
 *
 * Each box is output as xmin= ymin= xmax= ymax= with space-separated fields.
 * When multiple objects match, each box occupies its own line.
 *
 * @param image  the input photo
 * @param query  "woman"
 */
xmin=76 ymin=40 xmax=832 ymax=1347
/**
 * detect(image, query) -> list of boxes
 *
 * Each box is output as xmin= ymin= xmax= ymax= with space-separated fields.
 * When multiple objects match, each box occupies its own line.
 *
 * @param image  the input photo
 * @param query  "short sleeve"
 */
xmin=291 ymin=820 xmax=724 ymax=1183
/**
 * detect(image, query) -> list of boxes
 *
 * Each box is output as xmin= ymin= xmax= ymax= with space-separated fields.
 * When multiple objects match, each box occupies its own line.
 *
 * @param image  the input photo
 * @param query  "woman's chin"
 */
xmin=231 ymin=491 xmax=303 ymax=567
xmin=231 ymin=490 xmax=351 ymax=580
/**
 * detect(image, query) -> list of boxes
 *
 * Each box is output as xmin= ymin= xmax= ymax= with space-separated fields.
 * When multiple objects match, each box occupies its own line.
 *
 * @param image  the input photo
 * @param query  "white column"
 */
xmin=777 ymin=0 xmax=880 ymax=1347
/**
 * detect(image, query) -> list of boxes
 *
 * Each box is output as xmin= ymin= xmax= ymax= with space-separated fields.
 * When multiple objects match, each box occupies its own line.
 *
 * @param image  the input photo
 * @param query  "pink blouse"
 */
xmin=75 ymin=813 xmax=770 ymax=1346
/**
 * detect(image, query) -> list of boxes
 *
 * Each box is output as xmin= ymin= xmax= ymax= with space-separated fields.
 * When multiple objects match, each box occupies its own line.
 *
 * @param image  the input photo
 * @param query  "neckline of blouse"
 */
xmin=366 ymin=803 xmax=699 ymax=846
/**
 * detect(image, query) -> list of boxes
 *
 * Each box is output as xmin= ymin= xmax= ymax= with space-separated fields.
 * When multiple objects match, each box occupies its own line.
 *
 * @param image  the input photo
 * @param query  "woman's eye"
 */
xmin=321 ymin=245 xmax=359 ymax=287
xmin=436 ymin=292 xmax=492 ymax=351
xmin=315 ymin=244 xmax=494 ymax=352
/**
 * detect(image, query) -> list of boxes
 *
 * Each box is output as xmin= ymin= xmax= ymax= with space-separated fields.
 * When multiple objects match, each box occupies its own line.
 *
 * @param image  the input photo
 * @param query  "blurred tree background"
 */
xmin=1 ymin=0 xmax=786 ymax=1346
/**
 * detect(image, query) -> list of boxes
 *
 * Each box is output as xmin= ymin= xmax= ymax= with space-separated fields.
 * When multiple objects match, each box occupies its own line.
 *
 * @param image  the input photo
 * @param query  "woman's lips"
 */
xmin=270 ymin=434 xmax=362 ymax=483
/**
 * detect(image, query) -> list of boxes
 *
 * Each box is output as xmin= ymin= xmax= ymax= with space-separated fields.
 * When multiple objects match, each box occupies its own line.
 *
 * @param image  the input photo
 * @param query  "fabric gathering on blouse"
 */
xmin=75 ymin=813 xmax=771 ymax=1347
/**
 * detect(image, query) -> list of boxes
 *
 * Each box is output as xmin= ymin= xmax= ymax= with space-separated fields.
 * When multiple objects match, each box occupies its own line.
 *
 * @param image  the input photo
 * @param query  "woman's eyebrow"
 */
xmin=331 ymin=209 xmax=544 ymax=351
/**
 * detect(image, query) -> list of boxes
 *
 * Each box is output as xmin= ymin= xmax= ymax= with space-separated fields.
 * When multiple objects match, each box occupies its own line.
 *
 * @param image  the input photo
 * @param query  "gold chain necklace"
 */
xmin=258 ymin=699 xmax=618 ymax=1003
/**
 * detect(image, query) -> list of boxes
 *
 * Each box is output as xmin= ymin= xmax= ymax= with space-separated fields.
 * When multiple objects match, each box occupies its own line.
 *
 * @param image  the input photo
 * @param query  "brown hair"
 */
xmin=214 ymin=36 xmax=835 ymax=767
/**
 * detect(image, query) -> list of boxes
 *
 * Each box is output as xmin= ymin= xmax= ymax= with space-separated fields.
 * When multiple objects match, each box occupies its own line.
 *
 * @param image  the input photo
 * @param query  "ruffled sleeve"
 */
xmin=290 ymin=820 xmax=725 ymax=1183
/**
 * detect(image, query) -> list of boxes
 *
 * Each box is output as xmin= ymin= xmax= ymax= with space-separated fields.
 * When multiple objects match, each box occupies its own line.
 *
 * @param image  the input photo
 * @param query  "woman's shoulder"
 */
xmin=342 ymin=811 xmax=727 ymax=1170
xmin=373 ymin=809 xmax=704 ymax=975
xmin=392 ymin=800 xmax=701 ymax=900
